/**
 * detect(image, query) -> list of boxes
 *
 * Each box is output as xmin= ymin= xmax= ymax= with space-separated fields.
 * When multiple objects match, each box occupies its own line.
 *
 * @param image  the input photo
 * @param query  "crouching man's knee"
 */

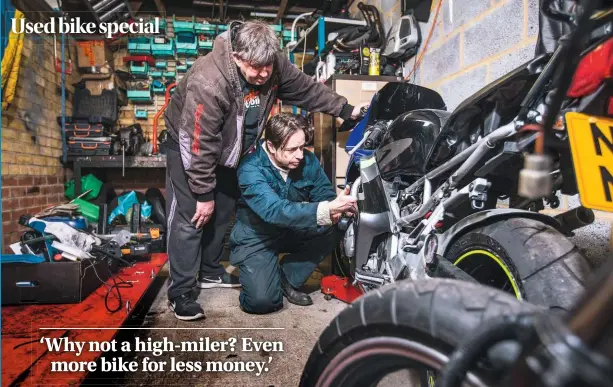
xmin=240 ymin=292 xmax=283 ymax=314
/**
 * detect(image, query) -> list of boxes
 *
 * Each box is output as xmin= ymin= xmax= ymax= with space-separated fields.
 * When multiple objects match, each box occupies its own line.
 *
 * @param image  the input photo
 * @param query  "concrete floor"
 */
xmin=104 ymin=265 xmax=348 ymax=387
xmin=95 ymin=221 xmax=610 ymax=387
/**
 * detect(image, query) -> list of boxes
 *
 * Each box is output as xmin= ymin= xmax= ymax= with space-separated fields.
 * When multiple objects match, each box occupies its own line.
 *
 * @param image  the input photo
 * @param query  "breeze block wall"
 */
xmin=352 ymin=0 xmax=613 ymax=264
xmin=1 ymin=32 xmax=79 ymax=252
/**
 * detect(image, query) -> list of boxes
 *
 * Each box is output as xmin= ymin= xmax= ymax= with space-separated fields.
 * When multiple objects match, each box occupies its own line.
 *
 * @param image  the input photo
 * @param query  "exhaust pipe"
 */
xmin=554 ymin=206 xmax=595 ymax=232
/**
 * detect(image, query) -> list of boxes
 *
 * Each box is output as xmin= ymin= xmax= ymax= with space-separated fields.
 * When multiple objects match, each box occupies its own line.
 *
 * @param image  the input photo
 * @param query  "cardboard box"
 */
xmin=77 ymin=41 xmax=114 ymax=74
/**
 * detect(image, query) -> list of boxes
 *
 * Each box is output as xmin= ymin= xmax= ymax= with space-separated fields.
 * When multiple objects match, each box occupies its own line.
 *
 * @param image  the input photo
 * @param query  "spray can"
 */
xmin=369 ymin=47 xmax=380 ymax=76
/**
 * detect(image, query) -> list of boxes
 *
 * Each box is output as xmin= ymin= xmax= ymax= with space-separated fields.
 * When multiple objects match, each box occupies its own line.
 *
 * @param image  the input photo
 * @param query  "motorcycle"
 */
xmin=330 ymin=0 xmax=613 ymax=312
xmin=301 ymin=1 xmax=612 ymax=386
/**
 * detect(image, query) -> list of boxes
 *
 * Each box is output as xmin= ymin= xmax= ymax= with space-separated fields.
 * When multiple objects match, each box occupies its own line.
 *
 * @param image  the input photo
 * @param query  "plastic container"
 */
xmin=128 ymin=37 xmax=152 ymax=55
xmin=151 ymin=36 xmax=175 ymax=57
xmin=175 ymin=34 xmax=198 ymax=56
xmin=67 ymin=138 xmax=112 ymax=156
xmin=65 ymin=174 xmax=103 ymax=200
xmin=64 ymin=122 xmax=109 ymax=139
xmin=195 ymin=22 xmax=217 ymax=35
xmin=173 ymin=15 xmax=195 ymax=34
xmin=198 ymin=35 xmax=213 ymax=51
xmin=72 ymin=198 xmax=99 ymax=224
xmin=129 ymin=61 xmax=150 ymax=78
xmin=149 ymin=70 xmax=163 ymax=78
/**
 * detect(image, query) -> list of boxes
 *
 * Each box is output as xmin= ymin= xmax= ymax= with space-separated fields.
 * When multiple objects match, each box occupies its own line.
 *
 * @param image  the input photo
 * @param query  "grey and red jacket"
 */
xmin=164 ymin=21 xmax=354 ymax=201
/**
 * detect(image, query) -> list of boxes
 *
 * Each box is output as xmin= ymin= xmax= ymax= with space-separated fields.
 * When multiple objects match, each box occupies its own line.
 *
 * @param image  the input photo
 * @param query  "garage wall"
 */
xmin=1 ymin=33 xmax=79 ymax=252
xmin=350 ymin=0 xmax=612 ymax=264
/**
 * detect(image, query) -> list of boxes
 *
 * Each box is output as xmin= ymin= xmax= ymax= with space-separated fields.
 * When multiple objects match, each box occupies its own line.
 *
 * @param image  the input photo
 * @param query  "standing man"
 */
xmin=164 ymin=20 xmax=360 ymax=320
xmin=230 ymin=114 xmax=357 ymax=314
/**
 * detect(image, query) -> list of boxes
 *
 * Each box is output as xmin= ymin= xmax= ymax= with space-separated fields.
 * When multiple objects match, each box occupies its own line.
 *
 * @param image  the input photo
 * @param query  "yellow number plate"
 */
xmin=565 ymin=112 xmax=613 ymax=212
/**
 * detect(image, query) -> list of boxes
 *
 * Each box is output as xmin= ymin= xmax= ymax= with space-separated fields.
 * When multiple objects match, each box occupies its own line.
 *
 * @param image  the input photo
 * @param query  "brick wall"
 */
xmin=1 ymin=32 xmax=79 ymax=252
xmin=350 ymin=0 xmax=612 ymax=263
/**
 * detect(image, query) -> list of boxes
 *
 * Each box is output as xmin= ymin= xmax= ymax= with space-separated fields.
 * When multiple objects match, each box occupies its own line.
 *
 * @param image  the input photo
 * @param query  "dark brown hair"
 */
xmin=264 ymin=113 xmax=314 ymax=150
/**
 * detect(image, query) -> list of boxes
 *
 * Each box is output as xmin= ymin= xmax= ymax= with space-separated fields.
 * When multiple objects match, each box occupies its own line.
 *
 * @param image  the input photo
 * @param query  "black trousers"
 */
xmin=166 ymin=147 xmax=238 ymax=301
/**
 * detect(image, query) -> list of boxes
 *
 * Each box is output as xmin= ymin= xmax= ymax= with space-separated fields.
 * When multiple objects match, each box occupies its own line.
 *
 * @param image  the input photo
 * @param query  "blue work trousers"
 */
xmin=229 ymin=221 xmax=342 ymax=314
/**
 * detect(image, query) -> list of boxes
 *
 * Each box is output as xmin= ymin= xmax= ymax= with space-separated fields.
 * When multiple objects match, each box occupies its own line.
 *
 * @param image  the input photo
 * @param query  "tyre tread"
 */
xmin=447 ymin=217 xmax=590 ymax=310
xmin=303 ymin=279 xmax=539 ymax=386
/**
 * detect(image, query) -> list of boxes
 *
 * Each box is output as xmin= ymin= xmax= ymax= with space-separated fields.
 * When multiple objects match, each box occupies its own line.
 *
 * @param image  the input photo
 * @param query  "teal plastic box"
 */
xmin=155 ymin=60 xmax=168 ymax=69
xmin=173 ymin=15 xmax=195 ymax=34
xmin=176 ymin=34 xmax=198 ymax=56
xmin=127 ymin=82 xmax=153 ymax=103
xmin=128 ymin=37 xmax=151 ymax=55
xmin=163 ymin=71 xmax=176 ymax=79
xmin=149 ymin=17 xmax=167 ymax=34
xmin=195 ymin=23 xmax=217 ymax=35
xmin=198 ymin=36 xmax=213 ymax=51
xmin=129 ymin=61 xmax=149 ymax=78
xmin=151 ymin=36 xmax=175 ymax=57
xmin=149 ymin=70 xmax=163 ymax=78
xmin=135 ymin=110 xmax=148 ymax=119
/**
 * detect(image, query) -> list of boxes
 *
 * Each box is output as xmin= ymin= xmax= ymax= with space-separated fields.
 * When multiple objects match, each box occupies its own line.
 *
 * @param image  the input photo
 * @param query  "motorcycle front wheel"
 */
xmin=299 ymin=278 xmax=539 ymax=387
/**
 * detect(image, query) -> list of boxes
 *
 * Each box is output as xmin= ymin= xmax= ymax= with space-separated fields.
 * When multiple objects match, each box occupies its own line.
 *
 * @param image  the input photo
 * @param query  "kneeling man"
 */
xmin=229 ymin=113 xmax=357 ymax=314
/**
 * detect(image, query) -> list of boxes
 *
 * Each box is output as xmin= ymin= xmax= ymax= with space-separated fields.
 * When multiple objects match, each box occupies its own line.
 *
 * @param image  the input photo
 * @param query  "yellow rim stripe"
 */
xmin=453 ymin=249 xmax=523 ymax=300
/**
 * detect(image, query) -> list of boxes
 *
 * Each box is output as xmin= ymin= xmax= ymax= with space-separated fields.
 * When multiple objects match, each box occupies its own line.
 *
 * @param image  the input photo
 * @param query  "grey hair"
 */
xmin=233 ymin=21 xmax=280 ymax=67
xmin=265 ymin=113 xmax=313 ymax=150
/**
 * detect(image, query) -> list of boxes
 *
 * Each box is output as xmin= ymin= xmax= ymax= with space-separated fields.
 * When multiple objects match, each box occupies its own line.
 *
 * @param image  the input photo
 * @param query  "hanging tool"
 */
xmin=54 ymin=34 xmax=73 ymax=75
xmin=152 ymin=82 xmax=177 ymax=154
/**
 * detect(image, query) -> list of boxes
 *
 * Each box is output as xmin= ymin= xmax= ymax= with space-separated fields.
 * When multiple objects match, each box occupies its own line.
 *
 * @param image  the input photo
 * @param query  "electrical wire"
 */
xmin=87 ymin=258 xmax=133 ymax=313
xmin=519 ymin=124 xmax=545 ymax=154
xmin=404 ymin=0 xmax=444 ymax=81
xmin=301 ymin=29 xmax=307 ymax=71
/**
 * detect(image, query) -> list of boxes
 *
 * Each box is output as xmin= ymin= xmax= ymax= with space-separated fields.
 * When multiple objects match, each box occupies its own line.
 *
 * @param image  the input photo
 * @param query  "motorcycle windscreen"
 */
xmin=368 ymin=82 xmax=446 ymax=123
xmin=375 ymin=110 xmax=446 ymax=181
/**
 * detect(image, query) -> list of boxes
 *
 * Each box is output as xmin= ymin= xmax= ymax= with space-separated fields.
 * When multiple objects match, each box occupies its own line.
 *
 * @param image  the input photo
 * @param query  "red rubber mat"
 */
xmin=2 ymin=253 xmax=168 ymax=386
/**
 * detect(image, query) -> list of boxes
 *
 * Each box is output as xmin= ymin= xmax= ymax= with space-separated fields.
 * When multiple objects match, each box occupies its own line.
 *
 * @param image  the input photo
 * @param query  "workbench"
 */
xmin=1 ymin=253 xmax=168 ymax=386
xmin=69 ymin=155 xmax=167 ymax=197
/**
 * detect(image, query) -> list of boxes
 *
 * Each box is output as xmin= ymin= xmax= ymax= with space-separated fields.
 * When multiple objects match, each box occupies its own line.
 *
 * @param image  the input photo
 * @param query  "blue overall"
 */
xmin=229 ymin=142 xmax=342 ymax=314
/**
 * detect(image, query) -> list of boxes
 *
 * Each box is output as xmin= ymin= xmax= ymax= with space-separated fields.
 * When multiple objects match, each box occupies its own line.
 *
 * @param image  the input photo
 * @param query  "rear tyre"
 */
xmin=446 ymin=217 xmax=591 ymax=310
xmin=300 ymin=279 xmax=540 ymax=387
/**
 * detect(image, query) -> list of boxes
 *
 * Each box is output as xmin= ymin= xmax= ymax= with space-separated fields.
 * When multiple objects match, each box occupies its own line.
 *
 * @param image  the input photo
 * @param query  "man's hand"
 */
xmin=351 ymin=103 xmax=369 ymax=119
xmin=329 ymin=186 xmax=357 ymax=218
xmin=331 ymin=212 xmax=343 ymax=224
xmin=192 ymin=200 xmax=215 ymax=228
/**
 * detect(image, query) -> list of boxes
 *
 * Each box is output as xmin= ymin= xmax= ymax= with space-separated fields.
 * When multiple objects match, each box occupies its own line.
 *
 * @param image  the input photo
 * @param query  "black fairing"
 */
xmin=375 ymin=109 xmax=451 ymax=181
xmin=368 ymin=82 xmax=447 ymax=123
xmin=425 ymin=54 xmax=552 ymax=170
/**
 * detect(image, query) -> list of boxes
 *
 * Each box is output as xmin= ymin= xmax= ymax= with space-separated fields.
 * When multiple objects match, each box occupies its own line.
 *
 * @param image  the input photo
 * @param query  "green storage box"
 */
xmin=65 ymin=174 xmax=102 ymax=201
xmin=173 ymin=15 xmax=195 ymax=34
xmin=151 ymin=36 xmax=175 ymax=57
xmin=73 ymin=198 xmax=99 ymax=223
xmin=175 ymin=34 xmax=198 ymax=56
xmin=128 ymin=37 xmax=151 ymax=55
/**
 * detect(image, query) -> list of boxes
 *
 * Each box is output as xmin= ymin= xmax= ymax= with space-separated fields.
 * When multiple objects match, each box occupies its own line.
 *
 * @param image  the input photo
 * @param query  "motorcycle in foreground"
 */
xmin=301 ymin=0 xmax=612 ymax=386
xmin=329 ymin=0 xmax=613 ymax=313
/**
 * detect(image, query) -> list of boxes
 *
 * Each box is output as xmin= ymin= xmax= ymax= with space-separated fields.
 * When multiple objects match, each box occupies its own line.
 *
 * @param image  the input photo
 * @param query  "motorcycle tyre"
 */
xmin=446 ymin=217 xmax=591 ymax=311
xmin=300 ymin=278 xmax=540 ymax=387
